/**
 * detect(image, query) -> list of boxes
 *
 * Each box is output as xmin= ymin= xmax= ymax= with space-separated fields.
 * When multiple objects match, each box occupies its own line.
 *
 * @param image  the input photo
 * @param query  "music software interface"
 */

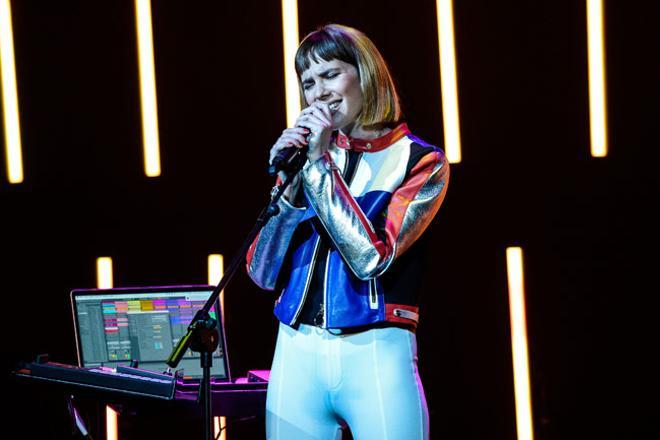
xmin=74 ymin=291 xmax=227 ymax=379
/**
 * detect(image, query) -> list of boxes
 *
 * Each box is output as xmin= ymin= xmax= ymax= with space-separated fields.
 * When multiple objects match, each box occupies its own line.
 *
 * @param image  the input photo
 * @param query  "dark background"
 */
xmin=2 ymin=1 xmax=658 ymax=439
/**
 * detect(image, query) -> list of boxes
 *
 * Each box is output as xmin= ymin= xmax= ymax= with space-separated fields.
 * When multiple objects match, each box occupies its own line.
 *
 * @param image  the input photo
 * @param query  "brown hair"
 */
xmin=295 ymin=24 xmax=402 ymax=129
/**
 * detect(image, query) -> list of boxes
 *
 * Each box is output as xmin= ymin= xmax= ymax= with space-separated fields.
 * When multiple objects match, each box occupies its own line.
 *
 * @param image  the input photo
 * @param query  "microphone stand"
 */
xmin=166 ymin=146 xmax=308 ymax=440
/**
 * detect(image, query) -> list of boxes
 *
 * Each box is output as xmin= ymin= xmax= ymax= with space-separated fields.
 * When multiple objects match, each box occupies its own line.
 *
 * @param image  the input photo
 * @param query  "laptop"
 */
xmin=70 ymin=285 xmax=230 ymax=382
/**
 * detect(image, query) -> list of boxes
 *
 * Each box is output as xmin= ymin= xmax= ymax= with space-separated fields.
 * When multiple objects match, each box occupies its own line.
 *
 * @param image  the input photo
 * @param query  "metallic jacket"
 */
xmin=246 ymin=123 xmax=449 ymax=329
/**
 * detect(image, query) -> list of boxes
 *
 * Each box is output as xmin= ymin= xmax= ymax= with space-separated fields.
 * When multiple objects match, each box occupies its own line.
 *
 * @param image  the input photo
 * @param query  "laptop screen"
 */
xmin=71 ymin=285 xmax=230 ymax=381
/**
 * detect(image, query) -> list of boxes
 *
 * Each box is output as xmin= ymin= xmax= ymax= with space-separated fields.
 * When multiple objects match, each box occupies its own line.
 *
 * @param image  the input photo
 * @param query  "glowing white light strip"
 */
xmin=208 ymin=253 xmax=226 ymax=440
xmin=435 ymin=0 xmax=462 ymax=164
xmin=0 ymin=0 xmax=23 ymax=183
xmin=281 ymin=0 xmax=301 ymax=127
xmin=214 ymin=415 xmax=226 ymax=440
xmin=506 ymin=247 xmax=534 ymax=440
xmin=587 ymin=0 xmax=608 ymax=157
xmin=96 ymin=257 xmax=114 ymax=290
xmin=208 ymin=253 xmax=225 ymax=322
xmin=134 ymin=0 xmax=161 ymax=177
xmin=95 ymin=257 xmax=118 ymax=440
xmin=106 ymin=406 xmax=119 ymax=440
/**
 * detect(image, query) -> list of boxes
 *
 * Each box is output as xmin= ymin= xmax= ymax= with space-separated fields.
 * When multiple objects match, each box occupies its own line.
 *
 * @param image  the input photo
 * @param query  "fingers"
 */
xmin=296 ymin=114 xmax=328 ymax=136
xmin=269 ymin=127 xmax=309 ymax=164
xmin=282 ymin=127 xmax=309 ymax=145
xmin=312 ymin=101 xmax=332 ymax=122
xmin=297 ymin=103 xmax=332 ymax=129
xmin=270 ymin=102 xmax=333 ymax=166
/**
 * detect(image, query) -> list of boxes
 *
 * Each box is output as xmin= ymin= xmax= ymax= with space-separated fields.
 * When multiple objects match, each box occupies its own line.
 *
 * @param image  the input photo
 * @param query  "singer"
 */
xmin=247 ymin=24 xmax=449 ymax=439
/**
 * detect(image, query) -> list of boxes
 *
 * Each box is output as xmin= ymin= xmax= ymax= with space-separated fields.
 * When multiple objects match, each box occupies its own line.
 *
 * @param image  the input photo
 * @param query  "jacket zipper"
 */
xmin=291 ymin=237 xmax=321 ymax=325
xmin=369 ymin=278 xmax=379 ymax=309
xmin=321 ymin=250 xmax=331 ymax=327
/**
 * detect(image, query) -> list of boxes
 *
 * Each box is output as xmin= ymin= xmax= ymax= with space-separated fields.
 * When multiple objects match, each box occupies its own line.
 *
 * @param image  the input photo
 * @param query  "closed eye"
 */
xmin=322 ymin=70 xmax=340 ymax=79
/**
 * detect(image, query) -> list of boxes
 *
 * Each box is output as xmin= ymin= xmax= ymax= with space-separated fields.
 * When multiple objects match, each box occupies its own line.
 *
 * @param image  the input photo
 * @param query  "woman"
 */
xmin=247 ymin=24 xmax=449 ymax=439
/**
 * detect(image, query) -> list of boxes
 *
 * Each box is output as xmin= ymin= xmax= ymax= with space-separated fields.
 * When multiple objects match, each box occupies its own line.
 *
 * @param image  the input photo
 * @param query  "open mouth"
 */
xmin=328 ymin=101 xmax=341 ymax=114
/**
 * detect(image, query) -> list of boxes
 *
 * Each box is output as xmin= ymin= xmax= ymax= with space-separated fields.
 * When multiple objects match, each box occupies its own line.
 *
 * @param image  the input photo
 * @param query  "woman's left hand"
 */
xmin=295 ymin=101 xmax=334 ymax=162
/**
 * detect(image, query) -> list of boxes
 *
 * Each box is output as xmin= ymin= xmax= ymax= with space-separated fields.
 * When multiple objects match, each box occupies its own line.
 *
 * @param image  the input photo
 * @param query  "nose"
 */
xmin=311 ymin=83 xmax=331 ymax=102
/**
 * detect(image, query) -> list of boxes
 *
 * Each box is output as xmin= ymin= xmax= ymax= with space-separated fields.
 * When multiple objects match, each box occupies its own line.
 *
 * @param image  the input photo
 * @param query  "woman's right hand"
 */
xmin=269 ymin=127 xmax=310 ymax=166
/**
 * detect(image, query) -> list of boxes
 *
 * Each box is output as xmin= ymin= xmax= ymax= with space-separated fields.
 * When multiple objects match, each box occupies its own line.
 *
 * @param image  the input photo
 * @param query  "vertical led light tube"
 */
xmin=105 ymin=406 xmax=119 ymax=440
xmin=586 ymin=0 xmax=608 ymax=157
xmin=96 ymin=257 xmax=114 ymax=290
xmin=208 ymin=253 xmax=225 ymax=319
xmin=134 ymin=0 xmax=161 ymax=176
xmin=208 ymin=253 xmax=226 ymax=440
xmin=0 ymin=0 xmax=23 ymax=183
xmin=281 ymin=0 xmax=301 ymax=127
xmin=95 ymin=256 xmax=118 ymax=440
xmin=506 ymin=247 xmax=534 ymax=440
xmin=213 ymin=413 xmax=226 ymax=440
xmin=435 ymin=0 xmax=462 ymax=164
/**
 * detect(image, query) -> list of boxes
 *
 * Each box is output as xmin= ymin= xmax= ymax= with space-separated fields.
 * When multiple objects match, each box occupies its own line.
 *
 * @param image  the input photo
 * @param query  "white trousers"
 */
xmin=266 ymin=322 xmax=429 ymax=440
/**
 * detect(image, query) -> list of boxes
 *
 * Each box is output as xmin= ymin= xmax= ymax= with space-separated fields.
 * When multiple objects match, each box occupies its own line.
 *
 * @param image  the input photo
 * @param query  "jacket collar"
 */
xmin=335 ymin=123 xmax=410 ymax=152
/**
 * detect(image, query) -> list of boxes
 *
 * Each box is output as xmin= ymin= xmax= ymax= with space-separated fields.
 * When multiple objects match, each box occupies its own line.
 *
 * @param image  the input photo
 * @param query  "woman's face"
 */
xmin=300 ymin=58 xmax=363 ymax=131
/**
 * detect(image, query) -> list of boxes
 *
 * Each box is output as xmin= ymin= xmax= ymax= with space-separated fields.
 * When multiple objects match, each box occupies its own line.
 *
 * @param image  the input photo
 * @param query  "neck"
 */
xmin=341 ymin=122 xmax=391 ymax=140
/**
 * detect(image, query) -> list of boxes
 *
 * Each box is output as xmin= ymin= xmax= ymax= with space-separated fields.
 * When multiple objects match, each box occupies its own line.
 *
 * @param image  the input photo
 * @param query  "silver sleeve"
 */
xmin=301 ymin=151 xmax=449 ymax=281
xmin=301 ymin=154 xmax=387 ymax=280
xmin=246 ymin=196 xmax=306 ymax=290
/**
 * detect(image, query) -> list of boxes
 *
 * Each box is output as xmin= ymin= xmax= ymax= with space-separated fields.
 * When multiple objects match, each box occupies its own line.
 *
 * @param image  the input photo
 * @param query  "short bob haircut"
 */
xmin=295 ymin=24 xmax=402 ymax=130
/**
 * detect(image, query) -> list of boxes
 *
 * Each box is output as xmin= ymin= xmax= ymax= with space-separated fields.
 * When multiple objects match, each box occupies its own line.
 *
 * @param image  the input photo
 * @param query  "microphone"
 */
xmin=268 ymin=129 xmax=311 ymax=176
